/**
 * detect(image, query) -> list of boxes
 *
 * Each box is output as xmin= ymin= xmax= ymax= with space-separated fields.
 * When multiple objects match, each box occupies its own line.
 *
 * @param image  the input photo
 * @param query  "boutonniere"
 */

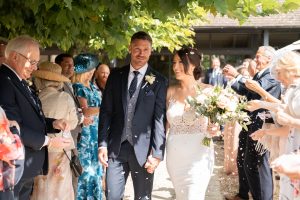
xmin=142 ymin=73 xmax=156 ymax=89
xmin=23 ymin=79 xmax=32 ymax=87
xmin=26 ymin=79 xmax=33 ymax=87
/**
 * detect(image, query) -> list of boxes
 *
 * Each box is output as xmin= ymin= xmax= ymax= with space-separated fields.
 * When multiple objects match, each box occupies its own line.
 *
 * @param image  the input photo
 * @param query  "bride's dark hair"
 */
xmin=176 ymin=47 xmax=203 ymax=80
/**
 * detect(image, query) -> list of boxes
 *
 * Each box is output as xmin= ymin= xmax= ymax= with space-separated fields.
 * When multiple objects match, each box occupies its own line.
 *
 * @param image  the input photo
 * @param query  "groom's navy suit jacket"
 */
xmin=98 ymin=65 xmax=168 ymax=166
xmin=231 ymin=68 xmax=281 ymax=133
xmin=0 ymin=65 xmax=57 ymax=180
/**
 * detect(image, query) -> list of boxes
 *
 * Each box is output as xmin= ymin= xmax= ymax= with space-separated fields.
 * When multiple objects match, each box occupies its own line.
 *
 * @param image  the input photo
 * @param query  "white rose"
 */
xmin=226 ymin=102 xmax=238 ymax=112
xmin=195 ymin=94 xmax=207 ymax=104
xmin=216 ymin=95 xmax=230 ymax=109
xmin=202 ymin=88 xmax=213 ymax=96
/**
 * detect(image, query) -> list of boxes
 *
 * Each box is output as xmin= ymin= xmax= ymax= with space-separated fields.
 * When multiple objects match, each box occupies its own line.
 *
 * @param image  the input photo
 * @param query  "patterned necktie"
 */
xmin=253 ymin=72 xmax=260 ymax=81
xmin=21 ymin=80 xmax=32 ymax=94
xmin=128 ymin=71 xmax=139 ymax=98
xmin=21 ymin=80 xmax=41 ymax=110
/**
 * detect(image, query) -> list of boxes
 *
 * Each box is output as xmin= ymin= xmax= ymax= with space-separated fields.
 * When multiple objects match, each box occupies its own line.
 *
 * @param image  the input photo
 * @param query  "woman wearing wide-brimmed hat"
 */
xmin=72 ymin=53 xmax=102 ymax=200
xmin=30 ymin=61 xmax=78 ymax=200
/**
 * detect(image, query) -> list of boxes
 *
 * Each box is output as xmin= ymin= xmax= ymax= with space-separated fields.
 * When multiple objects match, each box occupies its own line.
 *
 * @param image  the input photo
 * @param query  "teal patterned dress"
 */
xmin=73 ymin=82 xmax=102 ymax=200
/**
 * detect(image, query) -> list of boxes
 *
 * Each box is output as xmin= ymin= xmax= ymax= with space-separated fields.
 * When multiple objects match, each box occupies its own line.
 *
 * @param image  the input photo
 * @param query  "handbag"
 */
xmin=63 ymin=149 xmax=83 ymax=177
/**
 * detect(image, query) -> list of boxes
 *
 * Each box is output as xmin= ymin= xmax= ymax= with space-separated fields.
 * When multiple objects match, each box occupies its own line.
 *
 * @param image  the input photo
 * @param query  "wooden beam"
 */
xmin=199 ymin=48 xmax=256 ymax=56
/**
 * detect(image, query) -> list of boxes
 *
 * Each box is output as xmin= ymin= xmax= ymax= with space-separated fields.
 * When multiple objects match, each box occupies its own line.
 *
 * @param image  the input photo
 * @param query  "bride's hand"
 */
xmin=207 ymin=122 xmax=220 ymax=137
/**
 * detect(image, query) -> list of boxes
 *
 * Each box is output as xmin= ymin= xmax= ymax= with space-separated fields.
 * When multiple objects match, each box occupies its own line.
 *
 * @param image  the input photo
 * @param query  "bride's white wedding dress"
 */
xmin=166 ymin=98 xmax=214 ymax=200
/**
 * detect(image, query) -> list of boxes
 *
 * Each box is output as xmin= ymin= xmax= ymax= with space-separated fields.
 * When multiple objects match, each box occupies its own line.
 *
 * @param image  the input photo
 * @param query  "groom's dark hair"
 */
xmin=131 ymin=31 xmax=152 ymax=45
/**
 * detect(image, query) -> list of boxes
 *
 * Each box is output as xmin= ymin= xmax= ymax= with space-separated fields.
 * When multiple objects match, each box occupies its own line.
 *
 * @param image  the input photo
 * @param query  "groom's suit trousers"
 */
xmin=105 ymin=141 xmax=154 ymax=200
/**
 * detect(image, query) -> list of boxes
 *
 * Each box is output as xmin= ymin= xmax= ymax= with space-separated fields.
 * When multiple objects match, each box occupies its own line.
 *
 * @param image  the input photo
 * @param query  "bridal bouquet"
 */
xmin=187 ymin=85 xmax=250 ymax=146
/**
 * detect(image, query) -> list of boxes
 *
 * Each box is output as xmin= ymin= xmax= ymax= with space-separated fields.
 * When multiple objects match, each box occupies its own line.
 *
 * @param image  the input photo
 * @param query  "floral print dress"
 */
xmin=73 ymin=82 xmax=102 ymax=200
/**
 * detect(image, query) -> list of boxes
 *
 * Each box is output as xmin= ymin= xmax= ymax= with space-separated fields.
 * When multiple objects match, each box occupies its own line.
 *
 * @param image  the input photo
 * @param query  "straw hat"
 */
xmin=74 ymin=53 xmax=99 ymax=74
xmin=32 ymin=61 xmax=70 ymax=82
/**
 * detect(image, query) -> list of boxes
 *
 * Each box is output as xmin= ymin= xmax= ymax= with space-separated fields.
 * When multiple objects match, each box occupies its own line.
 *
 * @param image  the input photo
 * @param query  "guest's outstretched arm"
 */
xmin=246 ymin=100 xmax=285 ymax=112
xmin=250 ymin=125 xmax=290 ymax=140
xmin=245 ymin=79 xmax=281 ymax=103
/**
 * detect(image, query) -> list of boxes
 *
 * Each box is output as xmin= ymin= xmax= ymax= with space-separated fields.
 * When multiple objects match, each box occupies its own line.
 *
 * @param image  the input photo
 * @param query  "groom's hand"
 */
xmin=144 ymin=155 xmax=160 ymax=174
xmin=98 ymin=148 xmax=108 ymax=167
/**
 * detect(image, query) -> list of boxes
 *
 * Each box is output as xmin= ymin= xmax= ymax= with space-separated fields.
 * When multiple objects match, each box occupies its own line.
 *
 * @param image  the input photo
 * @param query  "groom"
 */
xmin=98 ymin=31 xmax=168 ymax=200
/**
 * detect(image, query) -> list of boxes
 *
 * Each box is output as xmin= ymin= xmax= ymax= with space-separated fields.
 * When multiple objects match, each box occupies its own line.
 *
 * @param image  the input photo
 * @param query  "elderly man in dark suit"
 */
xmin=0 ymin=36 xmax=72 ymax=200
xmin=223 ymin=46 xmax=281 ymax=200
xmin=204 ymin=56 xmax=228 ymax=87
xmin=98 ymin=31 xmax=168 ymax=200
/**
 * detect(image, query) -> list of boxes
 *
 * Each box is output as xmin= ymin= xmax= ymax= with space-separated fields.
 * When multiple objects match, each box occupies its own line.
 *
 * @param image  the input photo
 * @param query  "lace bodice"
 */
xmin=167 ymin=99 xmax=208 ymax=134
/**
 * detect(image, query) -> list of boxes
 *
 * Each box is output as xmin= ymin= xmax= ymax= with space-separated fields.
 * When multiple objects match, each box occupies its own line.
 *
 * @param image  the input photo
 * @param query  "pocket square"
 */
xmin=145 ymin=90 xmax=154 ymax=96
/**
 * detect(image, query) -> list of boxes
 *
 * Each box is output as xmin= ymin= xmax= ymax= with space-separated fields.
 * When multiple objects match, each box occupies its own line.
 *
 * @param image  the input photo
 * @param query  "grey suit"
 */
xmin=98 ymin=65 xmax=168 ymax=200
xmin=203 ymin=68 xmax=227 ymax=87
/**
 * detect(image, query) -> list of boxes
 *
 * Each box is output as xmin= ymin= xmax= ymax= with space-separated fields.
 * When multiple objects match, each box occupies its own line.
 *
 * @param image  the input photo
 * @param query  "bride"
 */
xmin=166 ymin=47 xmax=217 ymax=200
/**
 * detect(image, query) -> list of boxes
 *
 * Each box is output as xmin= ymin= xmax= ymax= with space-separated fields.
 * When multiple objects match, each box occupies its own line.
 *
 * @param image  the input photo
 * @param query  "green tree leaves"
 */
xmin=0 ymin=0 xmax=299 ymax=59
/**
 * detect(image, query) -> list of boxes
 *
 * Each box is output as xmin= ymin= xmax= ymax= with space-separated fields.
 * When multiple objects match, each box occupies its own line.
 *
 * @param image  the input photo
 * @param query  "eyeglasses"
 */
xmin=16 ymin=52 xmax=39 ymax=66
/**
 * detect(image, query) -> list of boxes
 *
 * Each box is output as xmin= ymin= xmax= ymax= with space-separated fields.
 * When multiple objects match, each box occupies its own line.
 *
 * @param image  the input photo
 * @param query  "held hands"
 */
xmin=98 ymin=148 xmax=108 ymax=167
xmin=144 ymin=155 xmax=161 ymax=174
xmin=53 ymin=119 xmax=70 ymax=131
